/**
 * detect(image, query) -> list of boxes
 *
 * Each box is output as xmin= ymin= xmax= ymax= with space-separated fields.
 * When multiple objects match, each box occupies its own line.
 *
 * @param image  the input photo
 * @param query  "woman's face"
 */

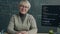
xmin=19 ymin=2 xmax=29 ymax=14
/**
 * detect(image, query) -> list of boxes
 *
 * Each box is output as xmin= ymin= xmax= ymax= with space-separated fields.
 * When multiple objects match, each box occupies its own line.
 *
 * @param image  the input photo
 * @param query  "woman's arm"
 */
xmin=7 ymin=15 xmax=17 ymax=34
xmin=28 ymin=15 xmax=38 ymax=34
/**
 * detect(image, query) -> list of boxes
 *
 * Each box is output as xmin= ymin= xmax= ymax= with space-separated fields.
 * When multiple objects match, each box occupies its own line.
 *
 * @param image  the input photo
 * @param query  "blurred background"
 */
xmin=0 ymin=0 xmax=60 ymax=34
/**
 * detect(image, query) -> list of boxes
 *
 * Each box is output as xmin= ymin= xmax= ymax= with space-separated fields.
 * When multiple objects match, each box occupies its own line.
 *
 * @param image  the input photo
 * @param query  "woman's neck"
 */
xmin=19 ymin=13 xmax=26 ymax=17
xmin=19 ymin=13 xmax=26 ymax=22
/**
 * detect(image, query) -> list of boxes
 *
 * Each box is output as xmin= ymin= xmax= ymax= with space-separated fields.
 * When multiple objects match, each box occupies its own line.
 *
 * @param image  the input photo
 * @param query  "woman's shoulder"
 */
xmin=27 ymin=13 xmax=35 ymax=19
xmin=11 ymin=14 xmax=19 ymax=16
xmin=27 ymin=14 xmax=33 ymax=17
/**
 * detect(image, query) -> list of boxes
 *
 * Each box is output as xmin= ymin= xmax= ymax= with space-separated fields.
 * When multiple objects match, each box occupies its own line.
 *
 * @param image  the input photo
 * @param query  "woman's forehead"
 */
xmin=19 ymin=1 xmax=31 ymax=8
xmin=20 ymin=2 xmax=29 ymax=6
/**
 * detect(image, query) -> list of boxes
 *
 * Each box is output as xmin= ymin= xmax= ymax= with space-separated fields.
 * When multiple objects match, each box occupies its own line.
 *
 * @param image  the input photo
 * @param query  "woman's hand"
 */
xmin=20 ymin=31 xmax=28 ymax=34
xmin=16 ymin=32 xmax=22 ymax=34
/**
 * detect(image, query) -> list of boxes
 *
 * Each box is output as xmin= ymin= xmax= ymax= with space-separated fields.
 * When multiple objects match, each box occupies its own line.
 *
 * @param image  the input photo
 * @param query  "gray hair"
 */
xmin=19 ymin=0 xmax=31 ymax=9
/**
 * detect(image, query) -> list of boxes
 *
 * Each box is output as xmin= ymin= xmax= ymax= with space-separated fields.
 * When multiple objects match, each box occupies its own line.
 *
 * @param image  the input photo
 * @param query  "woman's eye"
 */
xmin=20 ymin=5 xmax=29 ymax=8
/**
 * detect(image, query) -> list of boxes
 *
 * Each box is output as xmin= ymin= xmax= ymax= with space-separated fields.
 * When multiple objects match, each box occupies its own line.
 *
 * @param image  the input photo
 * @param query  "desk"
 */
xmin=0 ymin=32 xmax=58 ymax=34
xmin=38 ymin=33 xmax=57 ymax=34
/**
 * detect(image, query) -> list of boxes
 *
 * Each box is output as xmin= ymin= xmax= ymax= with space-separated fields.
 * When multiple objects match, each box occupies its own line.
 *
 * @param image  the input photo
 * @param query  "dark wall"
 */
xmin=0 ymin=0 xmax=20 ymax=32
xmin=0 ymin=0 xmax=60 ymax=33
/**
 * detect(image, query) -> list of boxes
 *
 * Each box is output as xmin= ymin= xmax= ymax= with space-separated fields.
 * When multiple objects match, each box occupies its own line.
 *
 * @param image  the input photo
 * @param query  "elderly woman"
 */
xmin=7 ymin=0 xmax=38 ymax=34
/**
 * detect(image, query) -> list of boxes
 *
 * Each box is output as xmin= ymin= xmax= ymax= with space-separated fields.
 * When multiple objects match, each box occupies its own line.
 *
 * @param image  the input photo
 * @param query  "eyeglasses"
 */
xmin=19 ymin=5 xmax=29 ymax=8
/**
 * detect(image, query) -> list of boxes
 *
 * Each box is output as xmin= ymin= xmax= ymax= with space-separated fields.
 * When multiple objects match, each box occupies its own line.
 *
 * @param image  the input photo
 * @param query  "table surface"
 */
xmin=0 ymin=32 xmax=59 ymax=34
xmin=38 ymin=33 xmax=57 ymax=34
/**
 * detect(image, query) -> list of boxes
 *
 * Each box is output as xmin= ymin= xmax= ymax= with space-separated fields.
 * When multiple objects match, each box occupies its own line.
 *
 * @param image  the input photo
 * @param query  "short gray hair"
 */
xmin=19 ymin=0 xmax=31 ymax=9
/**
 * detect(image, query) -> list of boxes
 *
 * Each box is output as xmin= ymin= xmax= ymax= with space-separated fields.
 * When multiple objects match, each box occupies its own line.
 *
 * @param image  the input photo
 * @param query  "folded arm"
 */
xmin=28 ymin=15 xmax=38 ymax=34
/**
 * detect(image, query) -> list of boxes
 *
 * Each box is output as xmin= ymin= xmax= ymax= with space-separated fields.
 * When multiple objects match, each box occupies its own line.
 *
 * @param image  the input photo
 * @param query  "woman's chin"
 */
xmin=21 ymin=12 xmax=26 ymax=14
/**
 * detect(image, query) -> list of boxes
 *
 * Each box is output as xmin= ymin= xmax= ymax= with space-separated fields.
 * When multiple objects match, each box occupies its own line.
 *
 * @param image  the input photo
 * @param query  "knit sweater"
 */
xmin=7 ymin=13 xmax=38 ymax=34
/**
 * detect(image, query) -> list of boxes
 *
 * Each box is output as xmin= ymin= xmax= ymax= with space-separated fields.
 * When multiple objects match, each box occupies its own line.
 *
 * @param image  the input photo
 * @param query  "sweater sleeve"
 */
xmin=28 ymin=15 xmax=38 ymax=34
xmin=7 ymin=15 xmax=17 ymax=34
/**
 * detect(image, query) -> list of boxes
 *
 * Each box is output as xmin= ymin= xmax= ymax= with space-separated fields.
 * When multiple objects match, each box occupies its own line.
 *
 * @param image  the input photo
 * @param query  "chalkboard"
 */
xmin=41 ymin=5 xmax=60 ymax=27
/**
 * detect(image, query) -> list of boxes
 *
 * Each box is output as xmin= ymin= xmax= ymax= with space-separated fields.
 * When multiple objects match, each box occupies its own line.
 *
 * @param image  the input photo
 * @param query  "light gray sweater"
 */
xmin=7 ymin=14 xmax=38 ymax=34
